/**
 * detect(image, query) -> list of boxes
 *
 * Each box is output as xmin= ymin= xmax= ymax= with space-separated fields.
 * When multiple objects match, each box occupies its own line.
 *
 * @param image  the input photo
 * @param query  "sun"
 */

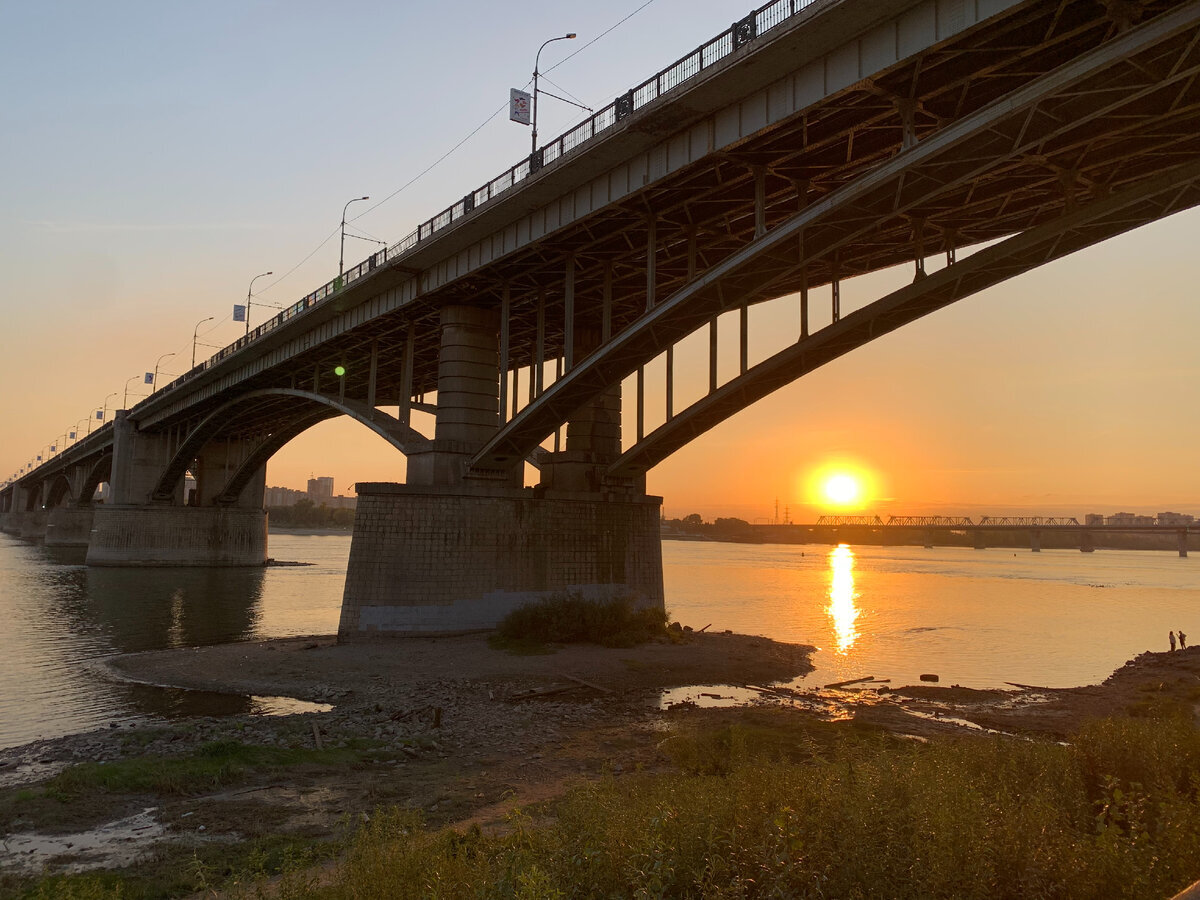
xmin=804 ymin=462 xmax=876 ymax=511
xmin=823 ymin=473 xmax=862 ymax=506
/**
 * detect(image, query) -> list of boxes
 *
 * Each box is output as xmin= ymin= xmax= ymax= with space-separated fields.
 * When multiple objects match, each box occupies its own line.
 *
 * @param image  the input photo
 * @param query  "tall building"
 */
xmin=307 ymin=476 xmax=334 ymax=502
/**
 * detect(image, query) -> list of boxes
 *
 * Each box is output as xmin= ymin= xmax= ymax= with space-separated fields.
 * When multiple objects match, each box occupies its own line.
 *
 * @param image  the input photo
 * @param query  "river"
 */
xmin=1 ymin=532 xmax=1195 ymax=750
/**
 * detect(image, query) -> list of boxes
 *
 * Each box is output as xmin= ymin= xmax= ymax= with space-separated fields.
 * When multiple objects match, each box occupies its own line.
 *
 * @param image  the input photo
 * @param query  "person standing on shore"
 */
xmin=1180 ymin=631 xmax=1188 ymax=649
xmin=1169 ymin=631 xmax=1177 ymax=651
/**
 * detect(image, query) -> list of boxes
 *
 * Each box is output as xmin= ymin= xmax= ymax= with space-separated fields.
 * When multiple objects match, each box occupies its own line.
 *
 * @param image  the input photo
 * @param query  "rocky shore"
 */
xmin=1 ymin=633 xmax=1198 ymax=886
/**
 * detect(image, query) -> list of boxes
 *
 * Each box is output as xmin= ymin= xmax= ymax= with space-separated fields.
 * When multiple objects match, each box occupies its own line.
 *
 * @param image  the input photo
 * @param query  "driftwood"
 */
xmin=561 ymin=673 xmax=614 ymax=694
xmin=824 ymin=676 xmax=876 ymax=690
xmin=1005 ymin=681 xmax=1072 ymax=692
xmin=697 ymin=623 xmax=712 ymax=633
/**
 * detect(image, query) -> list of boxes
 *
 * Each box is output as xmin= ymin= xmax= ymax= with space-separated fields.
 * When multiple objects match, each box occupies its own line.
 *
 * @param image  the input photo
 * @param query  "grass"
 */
xmin=226 ymin=712 xmax=1200 ymax=899
xmin=492 ymin=593 xmax=668 ymax=652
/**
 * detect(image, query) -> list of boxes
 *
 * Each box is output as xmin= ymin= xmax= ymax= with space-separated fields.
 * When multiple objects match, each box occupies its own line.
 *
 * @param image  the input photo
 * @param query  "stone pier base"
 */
xmin=0 ymin=512 xmax=22 ymax=536
xmin=86 ymin=506 xmax=267 ymax=566
xmin=45 ymin=507 xmax=96 ymax=548
xmin=339 ymin=483 xmax=664 ymax=639
xmin=19 ymin=510 xmax=47 ymax=541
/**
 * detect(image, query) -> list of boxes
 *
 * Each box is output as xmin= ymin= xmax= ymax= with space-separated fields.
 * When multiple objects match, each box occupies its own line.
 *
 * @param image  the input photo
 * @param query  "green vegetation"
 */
xmin=258 ymin=714 xmax=1197 ymax=898
xmin=492 ymin=594 xmax=668 ymax=651
xmin=268 ymin=499 xmax=354 ymax=529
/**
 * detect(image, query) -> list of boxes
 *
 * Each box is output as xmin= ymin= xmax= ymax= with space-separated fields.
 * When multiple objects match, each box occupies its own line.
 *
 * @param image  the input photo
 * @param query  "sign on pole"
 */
xmin=144 ymin=372 xmax=154 ymax=384
xmin=233 ymin=304 xmax=247 ymax=322
xmin=510 ymin=88 xmax=531 ymax=125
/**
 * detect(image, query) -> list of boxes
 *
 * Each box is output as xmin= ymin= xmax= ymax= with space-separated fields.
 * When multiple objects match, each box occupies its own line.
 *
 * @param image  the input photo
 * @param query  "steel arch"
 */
xmin=152 ymin=388 xmax=431 ymax=503
xmin=609 ymin=160 xmax=1200 ymax=476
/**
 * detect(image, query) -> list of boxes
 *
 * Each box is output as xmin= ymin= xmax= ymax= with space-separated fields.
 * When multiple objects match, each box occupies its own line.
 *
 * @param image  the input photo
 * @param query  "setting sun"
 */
xmin=805 ymin=462 xmax=877 ymax=512
xmin=823 ymin=473 xmax=862 ymax=506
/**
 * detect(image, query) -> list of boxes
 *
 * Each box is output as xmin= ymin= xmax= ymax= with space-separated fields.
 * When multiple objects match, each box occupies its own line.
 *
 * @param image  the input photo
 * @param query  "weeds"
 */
xmin=494 ymin=593 xmax=668 ymax=651
xmin=268 ymin=714 xmax=1200 ymax=899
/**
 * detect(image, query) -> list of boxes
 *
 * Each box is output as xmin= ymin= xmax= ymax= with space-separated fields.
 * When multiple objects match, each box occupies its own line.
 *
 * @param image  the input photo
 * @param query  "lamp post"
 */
xmin=244 ymin=271 xmax=273 ymax=335
xmin=75 ymin=418 xmax=88 ymax=441
xmin=339 ymin=196 xmax=370 ymax=281
xmin=532 ymin=33 xmax=577 ymax=156
xmin=153 ymin=352 xmax=175 ymax=391
xmin=100 ymin=392 xmax=118 ymax=426
xmin=122 ymin=374 xmax=142 ymax=410
xmin=192 ymin=316 xmax=215 ymax=367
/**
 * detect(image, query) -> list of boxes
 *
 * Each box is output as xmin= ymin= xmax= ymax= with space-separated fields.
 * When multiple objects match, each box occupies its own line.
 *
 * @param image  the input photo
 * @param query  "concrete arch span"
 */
xmin=152 ymin=388 xmax=431 ymax=504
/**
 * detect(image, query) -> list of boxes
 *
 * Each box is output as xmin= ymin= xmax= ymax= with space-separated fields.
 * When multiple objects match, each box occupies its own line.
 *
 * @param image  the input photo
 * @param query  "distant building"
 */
xmin=1157 ymin=511 xmax=1195 ymax=525
xmin=265 ymin=485 xmax=306 ymax=507
xmin=1084 ymin=513 xmax=1105 ymax=526
xmin=307 ymin=476 xmax=334 ymax=502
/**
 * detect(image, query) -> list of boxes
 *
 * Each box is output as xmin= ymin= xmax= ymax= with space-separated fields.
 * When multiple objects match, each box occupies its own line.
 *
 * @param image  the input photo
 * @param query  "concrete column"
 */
xmin=193 ymin=439 xmax=266 ymax=508
xmin=1030 ymin=529 xmax=1041 ymax=552
xmin=108 ymin=411 xmax=176 ymax=506
xmin=973 ymin=531 xmax=987 ymax=550
xmin=407 ymin=305 xmax=503 ymax=486
xmin=1080 ymin=530 xmax=1095 ymax=553
xmin=1178 ymin=529 xmax=1189 ymax=558
xmin=540 ymin=326 xmax=626 ymax=492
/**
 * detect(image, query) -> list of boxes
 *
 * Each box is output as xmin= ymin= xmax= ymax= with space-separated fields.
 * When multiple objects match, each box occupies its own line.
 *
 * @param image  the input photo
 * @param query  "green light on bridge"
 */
xmin=334 ymin=365 xmax=346 ymax=377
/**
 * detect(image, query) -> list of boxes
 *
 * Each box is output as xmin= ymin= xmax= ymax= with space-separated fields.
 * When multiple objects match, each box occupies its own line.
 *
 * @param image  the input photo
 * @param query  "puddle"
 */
xmin=0 ymin=806 xmax=164 ymax=875
xmin=656 ymin=685 xmax=766 ymax=709
xmin=248 ymin=695 xmax=333 ymax=716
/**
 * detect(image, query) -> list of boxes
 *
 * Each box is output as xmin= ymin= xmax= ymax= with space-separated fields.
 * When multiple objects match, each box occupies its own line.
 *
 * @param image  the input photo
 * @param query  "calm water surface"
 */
xmin=0 ymin=532 xmax=1195 ymax=749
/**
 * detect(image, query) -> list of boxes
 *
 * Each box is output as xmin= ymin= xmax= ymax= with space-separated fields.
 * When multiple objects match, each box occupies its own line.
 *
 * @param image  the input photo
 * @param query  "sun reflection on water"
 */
xmin=827 ymin=544 xmax=859 ymax=654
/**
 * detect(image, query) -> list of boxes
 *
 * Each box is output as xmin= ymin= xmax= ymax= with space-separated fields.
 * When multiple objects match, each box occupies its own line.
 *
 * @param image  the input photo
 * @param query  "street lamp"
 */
xmin=339 ymin=196 xmax=370 ymax=281
xmin=100 ymin=391 xmax=118 ymax=426
xmin=122 ymin=374 xmax=143 ymax=410
xmin=192 ymin=316 xmax=215 ymax=367
xmin=244 ymin=271 xmax=273 ymax=335
xmin=152 ymin=352 xmax=175 ymax=391
xmin=75 ymin=418 xmax=89 ymax=441
xmin=532 ymin=33 xmax=577 ymax=156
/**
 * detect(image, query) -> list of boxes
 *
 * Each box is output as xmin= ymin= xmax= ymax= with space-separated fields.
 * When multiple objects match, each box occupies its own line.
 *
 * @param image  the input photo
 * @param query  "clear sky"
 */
xmin=2 ymin=1 xmax=1197 ymax=522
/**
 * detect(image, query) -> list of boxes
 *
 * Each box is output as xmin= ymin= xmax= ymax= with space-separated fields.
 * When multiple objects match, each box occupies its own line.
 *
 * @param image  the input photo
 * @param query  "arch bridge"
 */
xmin=4 ymin=0 xmax=1200 ymax=635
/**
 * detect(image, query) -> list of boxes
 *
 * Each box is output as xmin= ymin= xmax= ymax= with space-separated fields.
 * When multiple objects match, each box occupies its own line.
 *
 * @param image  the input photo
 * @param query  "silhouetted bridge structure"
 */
xmin=4 ymin=0 xmax=1199 ymax=636
xmin=797 ymin=515 xmax=1197 ymax=554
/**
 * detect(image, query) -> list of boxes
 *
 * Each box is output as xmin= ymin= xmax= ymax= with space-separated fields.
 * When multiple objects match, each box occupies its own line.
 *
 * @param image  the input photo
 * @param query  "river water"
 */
xmin=1 ymin=532 xmax=1195 ymax=750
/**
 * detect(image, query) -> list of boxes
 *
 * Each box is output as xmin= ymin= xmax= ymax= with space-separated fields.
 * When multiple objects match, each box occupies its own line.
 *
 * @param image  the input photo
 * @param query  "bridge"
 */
xmin=3 ymin=0 xmax=1200 ymax=637
xmin=796 ymin=514 xmax=1195 ymax=553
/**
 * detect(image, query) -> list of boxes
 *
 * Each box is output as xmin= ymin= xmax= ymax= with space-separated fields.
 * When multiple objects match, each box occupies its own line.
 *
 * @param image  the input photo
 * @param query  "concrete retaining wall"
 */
xmin=86 ymin=506 xmax=267 ymax=566
xmin=339 ymin=483 xmax=664 ymax=638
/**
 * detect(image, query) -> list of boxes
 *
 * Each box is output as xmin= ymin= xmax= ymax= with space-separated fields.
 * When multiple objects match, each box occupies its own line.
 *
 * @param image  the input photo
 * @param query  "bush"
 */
xmin=495 ymin=594 xmax=667 ymax=649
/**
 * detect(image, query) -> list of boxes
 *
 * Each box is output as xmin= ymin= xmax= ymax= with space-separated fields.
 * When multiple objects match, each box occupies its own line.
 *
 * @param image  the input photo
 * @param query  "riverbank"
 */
xmin=2 ymin=635 xmax=1199 ymax=896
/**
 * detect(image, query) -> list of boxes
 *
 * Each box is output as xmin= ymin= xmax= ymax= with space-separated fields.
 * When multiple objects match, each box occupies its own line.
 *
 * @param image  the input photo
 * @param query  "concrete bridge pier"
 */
xmin=86 ymin=411 xmax=267 ymax=566
xmin=340 ymin=305 xmax=665 ymax=639
xmin=44 ymin=506 xmax=96 ymax=548
xmin=973 ymin=531 xmax=987 ymax=550
xmin=1 ymin=484 xmax=29 ymax=535
xmin=1030 ymin=529 xmax=1041 ymax=552
xmin=1080 ymin=531 xmax=1096 ymax=553
xmin=1178 ymin=529 xmax=1189 ymax=558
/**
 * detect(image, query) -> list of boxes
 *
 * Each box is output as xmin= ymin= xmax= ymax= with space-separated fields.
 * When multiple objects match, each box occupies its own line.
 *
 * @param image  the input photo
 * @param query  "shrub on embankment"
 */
xmin=494 ymin=594 xmax=668 ymax=649
xmin=288 ymin=714 xmax=1199 ymax=899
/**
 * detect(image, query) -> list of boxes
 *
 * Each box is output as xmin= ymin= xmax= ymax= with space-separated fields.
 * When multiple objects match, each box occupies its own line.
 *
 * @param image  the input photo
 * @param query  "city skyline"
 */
xmin=3 ymin=0 xmax=1198 ymax=520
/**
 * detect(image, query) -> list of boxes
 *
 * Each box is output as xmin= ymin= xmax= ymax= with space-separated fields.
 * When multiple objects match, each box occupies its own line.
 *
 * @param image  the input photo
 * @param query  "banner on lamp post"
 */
xmin=509 ymin=88 xmax=531 ymax=125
